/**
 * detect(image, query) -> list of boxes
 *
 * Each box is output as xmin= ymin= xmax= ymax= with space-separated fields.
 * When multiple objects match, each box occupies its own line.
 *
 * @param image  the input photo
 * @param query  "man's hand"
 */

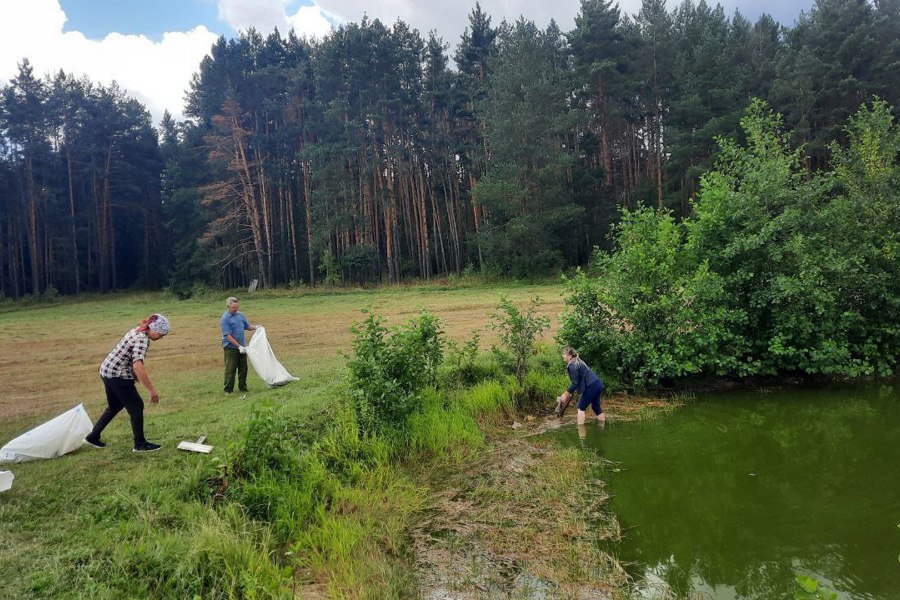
xmin=239 ymin=345 xmax=247 ymax=354
xmin=150 ymin=392 xmax=160 ymax=404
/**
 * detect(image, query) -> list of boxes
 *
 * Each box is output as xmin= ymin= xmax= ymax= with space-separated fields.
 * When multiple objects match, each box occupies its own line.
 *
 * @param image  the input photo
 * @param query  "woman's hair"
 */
xmin=226 ymin=296 xmax=239 ymax=309
xmin=563 ymin=346 xmax=586 ymax=369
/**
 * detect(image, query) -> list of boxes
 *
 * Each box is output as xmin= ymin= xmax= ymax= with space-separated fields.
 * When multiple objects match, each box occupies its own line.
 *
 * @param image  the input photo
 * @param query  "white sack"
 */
xmin=0 ymin=404 xmax=93 ymax=464
xmin=245 ymin=326 xmax=299 ymax=388
xmin=0 ymin=470 xmax=13 ymax=492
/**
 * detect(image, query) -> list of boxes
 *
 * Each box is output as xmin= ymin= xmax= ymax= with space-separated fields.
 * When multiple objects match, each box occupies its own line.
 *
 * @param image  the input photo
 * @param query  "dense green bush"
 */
xmin=560 ymin=209 xmax=744 ymax=386
xmin=561 ymin=100 xmax=900 ymax=386
xmin=346 ymin=310 xmax=445 ymax=434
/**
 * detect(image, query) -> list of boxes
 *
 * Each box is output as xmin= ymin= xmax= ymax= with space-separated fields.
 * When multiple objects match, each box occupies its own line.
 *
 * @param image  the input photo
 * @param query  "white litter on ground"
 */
xmin=0 ymin=470 xmax=13 ymax=492
xmin=177 ymin=435 xmax=213 ymax=454
xmin=245 ymin=326 xmax=299 ymax=388
xmin=0 ymin=404 xmax=93 ymax=464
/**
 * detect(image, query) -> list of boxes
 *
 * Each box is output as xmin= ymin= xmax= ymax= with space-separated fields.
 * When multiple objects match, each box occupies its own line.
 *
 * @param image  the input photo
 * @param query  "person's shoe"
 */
xmin=238 ymin=388 xmax=248 ymax=393
xmin=133 ymin=442 xmax=162 ymax=453
xmin=84 ymin=437 xmax=107 ymax=449
xmin=224 ymin=390 xmax=233 ymax=395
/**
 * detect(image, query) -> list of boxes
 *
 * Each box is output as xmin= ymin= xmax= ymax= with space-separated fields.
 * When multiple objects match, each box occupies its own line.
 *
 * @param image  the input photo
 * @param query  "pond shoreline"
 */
xmin=410 ymin=417 xmax=630 ymax=599
xmin=407 ymin=394 xmax=682 ymax=599
xmin=640 ymin=373 xmax=899 ymax=396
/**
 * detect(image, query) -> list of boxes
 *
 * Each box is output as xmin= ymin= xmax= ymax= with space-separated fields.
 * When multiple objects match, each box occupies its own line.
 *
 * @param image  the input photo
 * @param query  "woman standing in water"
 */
xmin=556 ymin=346 xmax=605 ymax=425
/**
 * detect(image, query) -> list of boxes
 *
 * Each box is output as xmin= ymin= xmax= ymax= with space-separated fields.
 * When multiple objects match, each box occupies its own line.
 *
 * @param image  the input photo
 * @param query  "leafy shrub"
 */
xmin=490 ymin=296 xmax=550 ymax=384
xmin=319 ymin=249 xmax=342 ymax=287
xmin=346 ymin=310 xmax=445 ymax=434
xmin=445 ymin=330 xmax=481 ymax=386
xmin=41 ymin=285 xmax=59 ymax=301
xmin=228 ymin=405 xmax=305 ymax=479
xmin=559 ymin=209 xmax=745 ymax=386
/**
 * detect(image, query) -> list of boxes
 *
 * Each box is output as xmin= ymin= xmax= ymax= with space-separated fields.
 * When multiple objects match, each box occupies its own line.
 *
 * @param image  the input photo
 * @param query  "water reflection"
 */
xmin=552 ymin=385 xmax=900 ymax=599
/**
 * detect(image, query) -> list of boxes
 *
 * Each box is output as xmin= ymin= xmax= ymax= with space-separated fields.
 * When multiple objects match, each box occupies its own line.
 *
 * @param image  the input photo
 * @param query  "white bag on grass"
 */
xmin=0 ymin=403 xmax=93 ymax=464
xmin=0 ymin=470 xmax=13 ymax=492
xmin=245 ymin=326 xmax=299 ymax=388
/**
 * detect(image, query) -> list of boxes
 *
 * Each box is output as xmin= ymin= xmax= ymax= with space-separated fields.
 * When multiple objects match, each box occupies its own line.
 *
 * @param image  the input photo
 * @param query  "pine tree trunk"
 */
xmin=302 ymin=160 xmax=315 ymax=286
xmin=66 ymin=147 xmax=80 ymax=292
xmin=25 ymin=151 xmax=42 ymax=295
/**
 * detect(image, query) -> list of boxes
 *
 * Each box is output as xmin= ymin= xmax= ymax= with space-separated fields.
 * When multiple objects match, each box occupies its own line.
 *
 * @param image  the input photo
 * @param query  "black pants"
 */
xmin=223 ymin=347 xmax=248 ymax=393
xmin=88 ymin=377 xmax=147 ymax=445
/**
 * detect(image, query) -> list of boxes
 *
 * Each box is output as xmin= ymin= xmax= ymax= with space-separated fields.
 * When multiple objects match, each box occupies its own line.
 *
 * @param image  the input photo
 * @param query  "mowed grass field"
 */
xmin=0 ymin=283 xmax=565 ymax=599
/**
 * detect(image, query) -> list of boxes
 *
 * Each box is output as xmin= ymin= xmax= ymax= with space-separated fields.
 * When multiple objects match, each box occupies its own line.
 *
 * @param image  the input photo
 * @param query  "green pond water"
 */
xmin=550 ymin=384 xmax=900 ymax=599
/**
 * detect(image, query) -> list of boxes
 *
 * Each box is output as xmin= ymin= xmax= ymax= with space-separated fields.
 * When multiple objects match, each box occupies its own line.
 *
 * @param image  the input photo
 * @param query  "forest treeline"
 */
xmin=0 ymin=0 xmax=898 ymax=297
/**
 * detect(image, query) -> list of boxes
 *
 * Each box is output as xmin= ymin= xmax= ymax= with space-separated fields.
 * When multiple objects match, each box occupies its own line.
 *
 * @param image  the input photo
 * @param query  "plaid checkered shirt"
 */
xmin=99 ymin=328 xmax=149 ymax=379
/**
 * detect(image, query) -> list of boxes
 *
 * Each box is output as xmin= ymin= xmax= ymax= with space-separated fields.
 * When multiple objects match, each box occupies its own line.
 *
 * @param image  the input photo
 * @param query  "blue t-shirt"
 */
xmin=221 ymin=311 xmax=250 ymax=348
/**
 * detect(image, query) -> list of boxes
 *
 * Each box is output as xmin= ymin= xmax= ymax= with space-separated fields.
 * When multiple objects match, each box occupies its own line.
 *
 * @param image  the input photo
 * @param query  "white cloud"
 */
xmin=288 ymin=4 xmax=336 ymax=40
xmin=216 ymin=0 xmax=337 ymax=39
xmin=218 ymin=0 xmax=287 ymax=33
xmin=0 ymin=0 xmax=219 ymax=123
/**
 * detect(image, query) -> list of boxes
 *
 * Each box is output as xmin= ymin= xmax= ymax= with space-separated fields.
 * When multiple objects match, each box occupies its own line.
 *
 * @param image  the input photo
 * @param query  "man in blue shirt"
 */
xmin=221 ymin=296 xmax=259 ymax=394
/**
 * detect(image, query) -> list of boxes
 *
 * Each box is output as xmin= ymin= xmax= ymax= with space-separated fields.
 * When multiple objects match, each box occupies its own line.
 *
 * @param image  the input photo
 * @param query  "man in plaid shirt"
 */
xmin=85 ymin=314 xmax=170 ymax=452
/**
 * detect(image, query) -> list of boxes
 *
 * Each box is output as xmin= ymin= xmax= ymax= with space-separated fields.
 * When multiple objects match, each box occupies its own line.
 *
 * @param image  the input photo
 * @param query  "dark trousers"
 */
xmin=89 ymin=377 xmax=147 ymax=445
xmin=576 ymin=380 xmax=604 ymax=415
xmin=224 ymin=347 xmax=248 ymax=393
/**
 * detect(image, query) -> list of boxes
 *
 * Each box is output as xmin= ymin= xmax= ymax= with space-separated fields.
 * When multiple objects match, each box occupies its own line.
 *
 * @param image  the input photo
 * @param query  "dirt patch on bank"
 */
xmin=411 ymin=430 xmax=628 ymax=600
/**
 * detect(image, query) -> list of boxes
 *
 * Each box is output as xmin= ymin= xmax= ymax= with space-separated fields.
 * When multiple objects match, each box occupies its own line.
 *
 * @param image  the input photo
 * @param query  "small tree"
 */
xmin=346 ymin=310 xmax=444 ymax=434
xmin=490 ymin=296 xmax=549 ymax=384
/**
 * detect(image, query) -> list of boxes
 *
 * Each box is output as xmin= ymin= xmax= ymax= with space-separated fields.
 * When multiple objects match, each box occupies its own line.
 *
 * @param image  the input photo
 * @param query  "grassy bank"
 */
xmin=0 ymin=283 xmax=636 ymax=599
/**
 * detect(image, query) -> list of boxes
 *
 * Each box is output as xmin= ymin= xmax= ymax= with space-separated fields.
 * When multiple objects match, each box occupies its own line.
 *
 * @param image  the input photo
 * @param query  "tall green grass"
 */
xmin=405 ymin=389 xmax=484 ymax=463
xmin=458 ymin=379 xmax=516 ymax=423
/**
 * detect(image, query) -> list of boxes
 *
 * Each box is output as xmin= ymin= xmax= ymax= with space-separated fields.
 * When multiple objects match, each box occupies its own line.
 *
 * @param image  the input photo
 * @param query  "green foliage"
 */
xmin=560 ymin=209 xmax=744 ymax=386
xmin=490 ymin=296 xmax=550 ymax=384
xmin=229 ymin=405 xmax=305 ymax=478
xmin=445 ymin=330 xmax=481 ymax=386
xmin=346 ymin=310 xmax=445 ymax=434
xmin=205 ymin=404 xmax=424 ymax=599
xmin=319 ymin=249 xmax=342 ymax=287
xmin=562 ymin=100 xmax=900 ymax=385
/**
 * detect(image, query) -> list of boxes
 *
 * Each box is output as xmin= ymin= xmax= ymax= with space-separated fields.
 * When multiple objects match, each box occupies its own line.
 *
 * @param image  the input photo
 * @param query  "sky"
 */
xmin=0 ymin=0 xmax=816 ymax=124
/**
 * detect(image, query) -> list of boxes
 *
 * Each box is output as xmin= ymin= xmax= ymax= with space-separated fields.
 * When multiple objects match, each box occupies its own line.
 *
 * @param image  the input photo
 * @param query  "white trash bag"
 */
xmin=0 ymin=404 xmax=94 ymax=464
xmin=245 ymin=326 xmax=299 ymax=388
xmin=0 ymin=470 xmax=13 ymax=492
